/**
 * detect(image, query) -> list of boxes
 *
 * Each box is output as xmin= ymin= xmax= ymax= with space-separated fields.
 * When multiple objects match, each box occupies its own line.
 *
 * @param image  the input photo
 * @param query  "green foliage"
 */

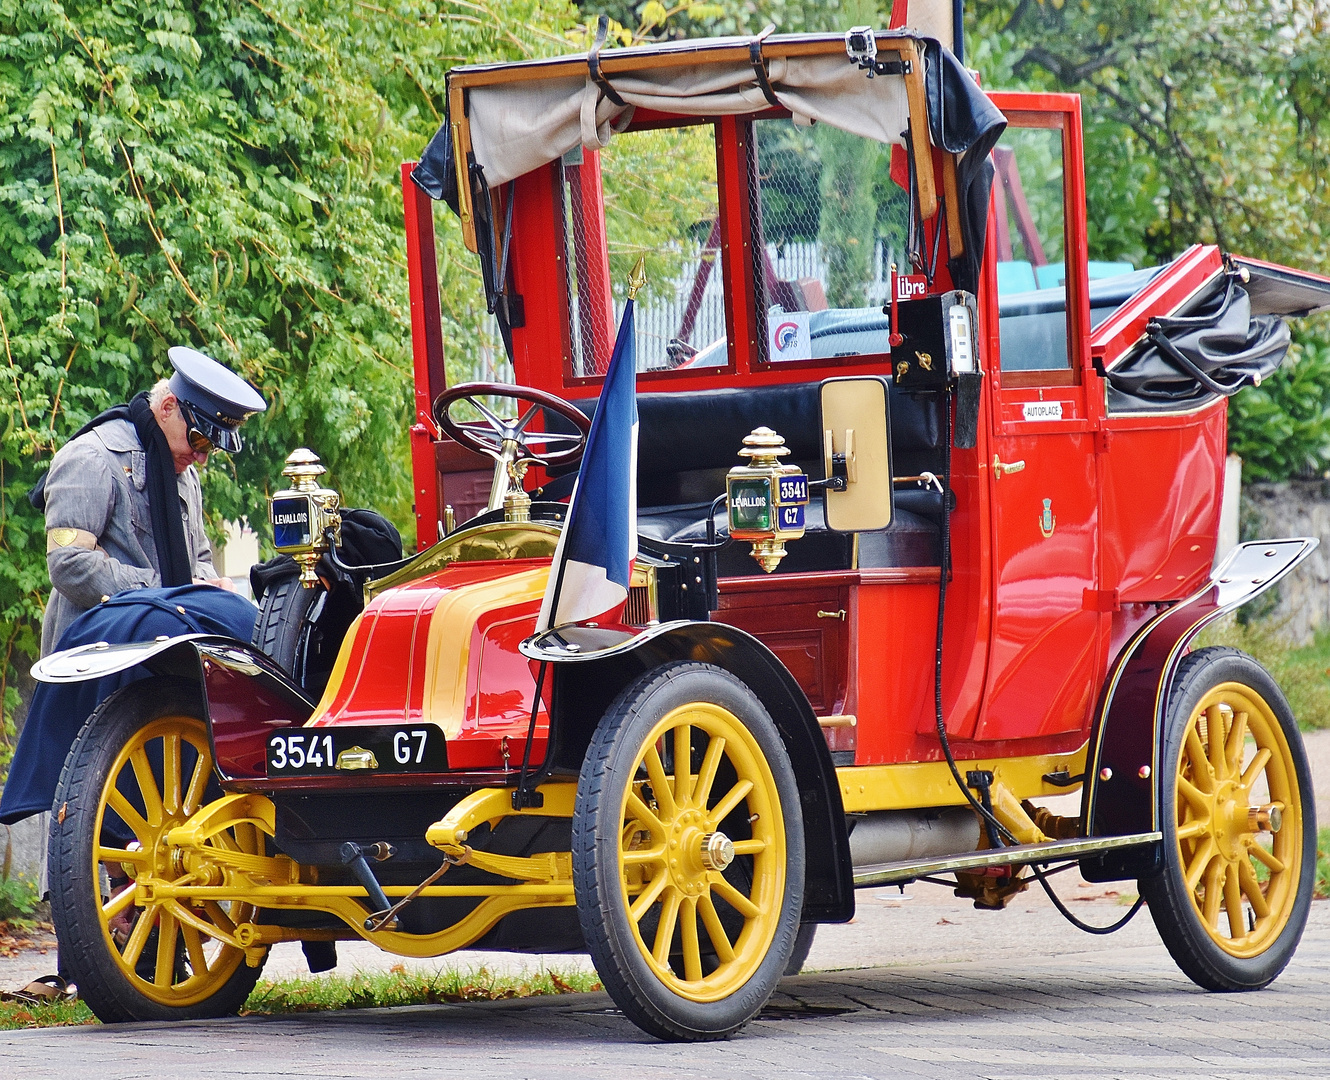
xmin=1318 ymin=826 xmax=1330 ymax=899
xmin=1228 ymin=332 xmax=1330 ymax=482
xmin=0 ymin=870 xmax=40 ymax=925
xmin=0 ymin=1 xmax=579 ymax=764
xmin=1195 ymin=615 xmax=1330 ymax=731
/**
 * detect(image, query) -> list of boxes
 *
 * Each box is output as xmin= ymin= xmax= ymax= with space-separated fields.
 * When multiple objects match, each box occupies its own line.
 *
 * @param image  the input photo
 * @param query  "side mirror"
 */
xmin=821 ymin=377 xmax=892 ymax=532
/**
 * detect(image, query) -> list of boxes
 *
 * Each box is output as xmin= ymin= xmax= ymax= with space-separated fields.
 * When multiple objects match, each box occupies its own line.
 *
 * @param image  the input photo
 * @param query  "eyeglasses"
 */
xmin=177 ymin=402 xmax=215 ymax=455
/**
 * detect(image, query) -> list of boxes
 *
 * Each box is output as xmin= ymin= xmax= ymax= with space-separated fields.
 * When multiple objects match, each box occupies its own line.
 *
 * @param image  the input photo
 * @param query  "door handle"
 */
xmin=817 ymin=609 xmax=846 ymax=620
xmin=993 ymin=455 xmax=1026 ymax=477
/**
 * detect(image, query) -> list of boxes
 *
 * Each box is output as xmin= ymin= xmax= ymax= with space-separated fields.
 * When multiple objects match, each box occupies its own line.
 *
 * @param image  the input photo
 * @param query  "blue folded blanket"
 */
xmin=0 ymin=585 xmax=256 ymax=825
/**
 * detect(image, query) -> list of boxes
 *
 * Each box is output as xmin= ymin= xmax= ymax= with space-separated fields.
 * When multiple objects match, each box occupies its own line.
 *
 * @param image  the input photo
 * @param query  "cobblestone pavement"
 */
xmin=2 ymin=897 xmax=1327 ymax=1079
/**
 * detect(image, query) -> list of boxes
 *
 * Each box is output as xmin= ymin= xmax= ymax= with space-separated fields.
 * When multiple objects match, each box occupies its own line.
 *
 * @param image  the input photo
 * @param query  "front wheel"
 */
xmin=572 ymin=662 xmax=805 ymax=1041
xmin=48 ymin=677 xmax=267 ymax=1022
xmin=1140 ymin=647 xmax=1316 ymax=991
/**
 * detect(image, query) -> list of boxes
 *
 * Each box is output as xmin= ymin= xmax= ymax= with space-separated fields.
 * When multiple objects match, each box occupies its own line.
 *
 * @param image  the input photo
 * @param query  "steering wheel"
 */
xmin=433 ymin=382 xmax=590 ymax=470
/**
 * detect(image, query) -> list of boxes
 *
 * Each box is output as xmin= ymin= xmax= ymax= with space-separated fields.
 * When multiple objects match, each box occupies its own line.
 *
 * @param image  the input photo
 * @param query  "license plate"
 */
xmin=267 ymin=725 xmax=447 ymax=777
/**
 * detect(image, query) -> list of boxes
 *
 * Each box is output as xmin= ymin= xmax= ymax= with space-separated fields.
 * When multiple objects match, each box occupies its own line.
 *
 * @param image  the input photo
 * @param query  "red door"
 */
xmin=975 ymin=95 xmax=1105 ymax=742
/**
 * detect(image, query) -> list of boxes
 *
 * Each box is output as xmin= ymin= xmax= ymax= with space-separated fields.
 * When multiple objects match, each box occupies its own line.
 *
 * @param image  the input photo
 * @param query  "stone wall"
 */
xmin=1242 ymin=479 xmax=1330 ymax=644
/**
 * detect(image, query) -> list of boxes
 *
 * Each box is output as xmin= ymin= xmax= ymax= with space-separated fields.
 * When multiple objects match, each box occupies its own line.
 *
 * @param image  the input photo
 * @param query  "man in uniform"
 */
xmin=0 ymin=348 xmax=265 ymax=1002
xmin=37 ymin=346 xmax=267 ymax=654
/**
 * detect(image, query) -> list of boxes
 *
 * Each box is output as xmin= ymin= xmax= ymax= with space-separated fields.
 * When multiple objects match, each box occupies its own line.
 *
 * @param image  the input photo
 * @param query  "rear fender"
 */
xmin=538 ymin=620 xmax=854 ymax=923
xmin=1081 ymin=538 xmax=1316 ymax=880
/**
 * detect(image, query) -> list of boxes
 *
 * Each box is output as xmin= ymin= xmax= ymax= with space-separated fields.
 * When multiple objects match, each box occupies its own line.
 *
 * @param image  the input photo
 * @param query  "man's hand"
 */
xmin=195 ymin=576 xmax=236 ymax=591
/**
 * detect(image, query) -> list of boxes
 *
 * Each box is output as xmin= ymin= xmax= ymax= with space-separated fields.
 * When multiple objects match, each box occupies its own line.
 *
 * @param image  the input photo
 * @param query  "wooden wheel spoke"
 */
xmin=128 ymin=748 xmax=165 ymax=828
xmin=183 ymin=753 xmax=210 ymax=817
xmin=731 ymin=838 xmax=766 ymax=856
xmin=154 ymin=907 xmax=179 ymax=986
xmin=673 ymin=724 xmax=693 ymax=806
xmin=693 ymin=735 xmax=725 ymax=810
xmin=99 ymin=845 xmax=149 ymax=866
xmin=102 ymin=883 xmax=138 ymax=921
xmin=1225 ymin=711 xmax=1249 ymax=780
xmin=680 ymin=898 xmax=703 ymax=982
xmin=120 ymin=905 xmax=158 ymax=969
xmin=1238 ymin=857 xmax=1271 ymax=919
xmin=106 ymin=788 xmax=151 ymax=842
xmin=626 ymin=793 xmax=665 ymax=837
xmin=1175 ymin=819 xmax=1209 ymax=842
xmin=652 ymin=889 xmax=681 ymax=965
xmin=708 ymin=779 xmax=754 ymax=829
xmin=710 ymin=873 xmax=761 ymax=920
xmin=1201 ymin=860 xmax=1223 ymax=929
xmin=1185 ymin=727 xmax=1214 ymax=792
xmin=1241 ymin=748 xmax=1272 ymax=790
xmin=1223 ymin=863 xmax=1245 ymax=939
xmin=162 ymin=732 xmax=182 ymax=816
xmin=643 ymin=746 xmax=677 ymax=820
xmin=181 ymin=923 xmax=210 ymax=976
xmin=1206 ymin=705 xmax=1229 ymax=779
xmin=622 ymin=846 xmax=666 ymax=866
xmin=1178 ymin=778 xmax=1211 ymax=819
xmin=629 ymin=872 xmax=670 ymax=923
xmin=1185 ymin=836 xmax=1218 ymax=893
xmin=202 ymin=901 xmax=238 ymax=935
xmin=697 ymin=892 xmax=735 ymax=963
xmin=1249 ymin=842 xmax=1284 ymax=875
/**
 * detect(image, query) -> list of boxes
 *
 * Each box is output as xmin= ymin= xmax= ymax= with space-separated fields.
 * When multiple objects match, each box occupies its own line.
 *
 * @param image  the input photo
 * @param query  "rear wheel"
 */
xmin=1140 ymin=647 xmax=1315 ymax=990
xmin=48 ymin=678 xmax=266 ymax=1022
xmin=573 ymin=662 xmax=805 ymax=1041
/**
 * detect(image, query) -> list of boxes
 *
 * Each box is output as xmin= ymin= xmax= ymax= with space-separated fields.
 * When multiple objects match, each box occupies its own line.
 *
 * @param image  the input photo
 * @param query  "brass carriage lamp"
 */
xmin=726 ymin=427 xmax=809 ymax=573
xmin=269 ymin=448 xmax=342 ymax=587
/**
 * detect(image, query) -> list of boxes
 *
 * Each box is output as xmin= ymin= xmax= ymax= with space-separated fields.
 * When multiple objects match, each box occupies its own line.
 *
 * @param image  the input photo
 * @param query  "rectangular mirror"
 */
xmin=821 ymin=376 xmax=893 ymax=532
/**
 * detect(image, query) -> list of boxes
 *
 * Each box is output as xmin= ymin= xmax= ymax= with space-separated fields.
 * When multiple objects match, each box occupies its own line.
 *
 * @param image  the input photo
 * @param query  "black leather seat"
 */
xmin=562 ymin=381 xmax=946 ymax=572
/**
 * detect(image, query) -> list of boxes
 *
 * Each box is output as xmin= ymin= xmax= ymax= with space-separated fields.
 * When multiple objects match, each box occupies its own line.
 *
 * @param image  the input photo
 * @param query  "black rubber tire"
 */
xmin=783 ymin=922 xmax=817 ymax=977
xmin=572 ymin=661 xmax=805 ymax=1041
xmin=48 ymin=677 xmax=265 ymax=1022
xmin=251 ymin=575 xmax=322 ymax=675
xmin=1139 ymin=646 xmax=1316 ymax=991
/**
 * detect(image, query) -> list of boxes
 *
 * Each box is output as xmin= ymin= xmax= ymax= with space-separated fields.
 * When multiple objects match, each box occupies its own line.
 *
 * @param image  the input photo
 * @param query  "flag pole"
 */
xmin=514 ymin=254 xmax=646 ymax=809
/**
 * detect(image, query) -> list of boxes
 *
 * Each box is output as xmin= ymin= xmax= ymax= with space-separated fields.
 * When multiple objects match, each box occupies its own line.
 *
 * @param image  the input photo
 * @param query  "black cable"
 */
xmin=930 ymin=388 xmax=1143 ymax=936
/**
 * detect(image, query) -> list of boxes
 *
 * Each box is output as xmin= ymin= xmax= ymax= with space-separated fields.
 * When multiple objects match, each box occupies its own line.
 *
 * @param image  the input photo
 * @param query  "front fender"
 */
xmin=535 ymin=620 xmax=854 ymax=923
xmin=35 ymin=633 xmax=313 ymax=784
xmin=1082 ymin=537 xmax=1316 ymax=878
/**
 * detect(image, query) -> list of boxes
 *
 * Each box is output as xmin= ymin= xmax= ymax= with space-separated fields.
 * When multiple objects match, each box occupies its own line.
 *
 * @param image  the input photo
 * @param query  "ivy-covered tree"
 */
xmin=0 ymin=0 xmax=578 ymax=765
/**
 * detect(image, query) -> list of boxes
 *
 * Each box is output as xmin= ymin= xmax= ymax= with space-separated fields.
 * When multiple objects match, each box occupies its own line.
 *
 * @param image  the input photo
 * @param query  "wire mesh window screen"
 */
xmin=749 ymin=118 xmax=910 ymax=364
xmin=993 ymin=123 xmax=1073 ymax=373
xmin=558 ymin=124 xmax=728 ymax=378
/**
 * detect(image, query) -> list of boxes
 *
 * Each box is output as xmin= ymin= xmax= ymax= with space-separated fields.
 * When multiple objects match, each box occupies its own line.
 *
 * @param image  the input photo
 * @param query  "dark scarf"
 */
xmin=29 ymin=392 xmax=194 ymax=588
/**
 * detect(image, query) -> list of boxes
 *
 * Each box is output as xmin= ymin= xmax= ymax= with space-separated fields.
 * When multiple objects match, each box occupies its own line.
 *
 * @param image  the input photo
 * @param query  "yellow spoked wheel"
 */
xmin=49 ymin=677 xmax=267 ymax=1023
xmin=574 ymin=662 xmax=804 ymax=1041
xmin=1142 ymin=648 xmax=1316 ymax=991
xmin=620 ymin=701 xmax=785 ymax=1001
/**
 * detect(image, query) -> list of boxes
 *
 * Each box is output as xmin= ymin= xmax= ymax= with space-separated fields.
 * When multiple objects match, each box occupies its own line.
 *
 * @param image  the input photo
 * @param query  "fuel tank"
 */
xmin=847 ymin=807 xmax=981 ymax=869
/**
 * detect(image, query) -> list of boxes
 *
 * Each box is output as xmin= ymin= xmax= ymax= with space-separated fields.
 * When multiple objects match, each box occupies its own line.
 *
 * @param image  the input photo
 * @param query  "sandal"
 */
xmin=1 ymin=975 xmax=78 ymax=1005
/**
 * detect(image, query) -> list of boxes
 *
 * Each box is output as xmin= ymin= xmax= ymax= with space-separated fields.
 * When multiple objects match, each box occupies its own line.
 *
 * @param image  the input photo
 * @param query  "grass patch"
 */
xmin=1318 ymin=827 xmax=1330 ymax=900
xmin=242 ymin=963 xmax=602 ymax=1015
xmin=1194 ymin=616 xmax=1330 ymax=730
xmin=0 ymin=963 xmax=601 ymax=1029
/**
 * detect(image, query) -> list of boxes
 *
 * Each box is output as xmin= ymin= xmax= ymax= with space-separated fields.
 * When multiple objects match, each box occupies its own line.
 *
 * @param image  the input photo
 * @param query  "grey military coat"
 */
xmin=41 ymin=418 xmax=217 ymax=656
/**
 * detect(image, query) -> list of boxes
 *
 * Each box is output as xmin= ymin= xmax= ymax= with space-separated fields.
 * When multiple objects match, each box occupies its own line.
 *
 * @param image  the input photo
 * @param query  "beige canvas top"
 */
xmin=441 ymin=32 xmax=944 ymax=251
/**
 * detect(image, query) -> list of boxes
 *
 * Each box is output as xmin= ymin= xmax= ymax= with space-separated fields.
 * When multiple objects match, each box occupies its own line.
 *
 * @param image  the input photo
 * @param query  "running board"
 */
xmin=852 ymin=832 xmax=1162 ymax=888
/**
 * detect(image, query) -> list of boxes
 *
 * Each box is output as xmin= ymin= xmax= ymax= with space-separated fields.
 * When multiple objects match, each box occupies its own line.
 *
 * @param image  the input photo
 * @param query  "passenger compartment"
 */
xmin=563 ymin=381 xmax=947 ymax=574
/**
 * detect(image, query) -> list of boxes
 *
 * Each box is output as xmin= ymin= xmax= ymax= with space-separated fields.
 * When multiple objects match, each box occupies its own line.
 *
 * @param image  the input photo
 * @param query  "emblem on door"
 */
xmin=1039 ymin=498 xmax=1056 ymax=538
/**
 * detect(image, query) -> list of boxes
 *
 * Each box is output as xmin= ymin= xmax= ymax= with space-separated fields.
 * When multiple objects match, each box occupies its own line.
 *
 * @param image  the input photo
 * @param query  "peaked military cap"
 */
xmin=167 ymin=346 xmax=267 ymax=454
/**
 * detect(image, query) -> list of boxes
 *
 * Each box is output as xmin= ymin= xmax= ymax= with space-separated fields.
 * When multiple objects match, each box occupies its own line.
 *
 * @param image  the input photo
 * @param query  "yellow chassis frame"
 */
xmin=145 ymin=745 xmax=1087 ymax=965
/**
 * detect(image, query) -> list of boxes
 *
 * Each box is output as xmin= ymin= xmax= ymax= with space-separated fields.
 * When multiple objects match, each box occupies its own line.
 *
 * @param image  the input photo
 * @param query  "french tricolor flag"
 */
xmin=535 ymin=298 xmax=638 ymax=632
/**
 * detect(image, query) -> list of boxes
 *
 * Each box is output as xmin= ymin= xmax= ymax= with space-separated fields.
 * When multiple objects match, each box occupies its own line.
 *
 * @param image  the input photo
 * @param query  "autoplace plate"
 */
xmin=267 ymin=725 xmax=447 ymax=777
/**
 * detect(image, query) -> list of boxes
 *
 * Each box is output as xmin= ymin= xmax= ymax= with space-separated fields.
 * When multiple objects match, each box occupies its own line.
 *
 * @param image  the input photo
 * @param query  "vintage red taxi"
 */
xmin=33 ymin=7 xmax=1330 ymax=1041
